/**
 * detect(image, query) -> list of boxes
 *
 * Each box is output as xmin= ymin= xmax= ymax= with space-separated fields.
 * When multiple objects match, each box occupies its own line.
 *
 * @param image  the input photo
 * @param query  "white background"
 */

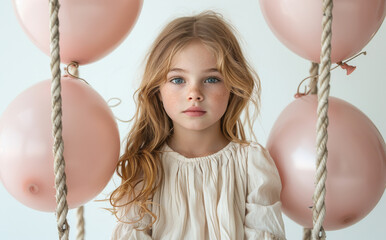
xmin=0 ymin=0 xmax=385 ymax=239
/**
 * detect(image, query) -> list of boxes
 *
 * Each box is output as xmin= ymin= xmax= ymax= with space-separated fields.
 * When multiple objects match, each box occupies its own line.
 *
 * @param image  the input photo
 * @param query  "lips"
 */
xmin=183 ymin=106 xmax=206 ymax=116
xmin=183 ymin=106 xmax=205 ymax=112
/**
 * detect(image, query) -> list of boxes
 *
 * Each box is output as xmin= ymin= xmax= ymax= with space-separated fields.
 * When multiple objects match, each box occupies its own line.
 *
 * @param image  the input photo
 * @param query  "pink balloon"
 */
xmin=259 ymin=0 xmax=386 ymax=63
xmin=0 ymin=76 xmax=120 ymax=212
xmin=12 ymin=0 xmax=143 ymax=65
xmin=267 ymin=95 xmax=386 ymax=230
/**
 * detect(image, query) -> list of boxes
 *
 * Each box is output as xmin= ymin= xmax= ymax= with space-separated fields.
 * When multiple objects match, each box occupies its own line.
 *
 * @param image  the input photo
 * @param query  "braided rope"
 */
xmin=312 ymin=0 xmax=333 ymax=239
xmin=303 ymin=228 xmax=312 ymax=240
xmin=309 ymin=62 xmax=319 ymax=94
xmin=66 ymin=63 xmax=86 ymax=240
xmin=49 ymin=0 xmax=69 ymax=239
xmin=76 ymin=206 xmax=85 ymax=240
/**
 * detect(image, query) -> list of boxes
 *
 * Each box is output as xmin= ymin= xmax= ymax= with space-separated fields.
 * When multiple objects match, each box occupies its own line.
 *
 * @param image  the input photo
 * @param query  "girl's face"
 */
xmin=159 ymin=40 xmax=230 ymax=133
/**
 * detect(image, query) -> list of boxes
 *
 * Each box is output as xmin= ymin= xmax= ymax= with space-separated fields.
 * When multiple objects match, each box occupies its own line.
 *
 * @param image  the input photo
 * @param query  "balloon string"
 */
xmin=64 ymin=61 xmax=90 ymax=85
xmin=64 ymin=62 xmax=129 ymax=123
xmin=107 ymin=97 xmax=122 ymax=108
xmin=295 ymin=51 xmax=366 ymax=98
xmin=107 ymin=97 xmax=130 ymax=123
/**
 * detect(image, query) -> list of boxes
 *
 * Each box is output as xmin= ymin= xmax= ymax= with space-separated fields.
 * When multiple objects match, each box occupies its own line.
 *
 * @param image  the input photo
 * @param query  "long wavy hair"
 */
xmin=110 ymin=11 xmax=261 ymax=230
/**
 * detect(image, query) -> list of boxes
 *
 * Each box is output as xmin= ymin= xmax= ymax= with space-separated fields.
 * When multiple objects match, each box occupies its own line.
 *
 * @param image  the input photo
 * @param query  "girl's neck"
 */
xmin=167 ymin=124 xmax=230 ymax=158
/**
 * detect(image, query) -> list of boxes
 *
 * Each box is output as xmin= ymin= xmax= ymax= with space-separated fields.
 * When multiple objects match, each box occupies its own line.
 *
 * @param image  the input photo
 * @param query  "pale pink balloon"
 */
xmin=0 ymin=76 xmax=120 ymax=212
xmin=259 ymin=0 xmax=386 ymax=63
xmin=267 ymin=95 xmax=386 ymax=230
xmin=12 ymin=0 xmax=143 ymax=65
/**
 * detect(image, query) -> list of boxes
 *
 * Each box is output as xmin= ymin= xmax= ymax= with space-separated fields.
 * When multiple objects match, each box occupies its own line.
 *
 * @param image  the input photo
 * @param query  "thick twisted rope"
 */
xmin=303 ymin=62 xmax=319 ymax=240
xmin=309 ymin=62 xmax=319 ymax=94
xmin=312 ymin=0 xmax=333 ymax=239
xmin=76 ymin=206 xmax=85 ymax=240
xmin=65 ymin=63 xmax=86 ymax=240
xmin=303 ymin=63 xmax=320 ymax=240
xmin=303 ymin=228 xmax=312 ymax=240
xmin=49 ymin=0 xmax=69 ymax=239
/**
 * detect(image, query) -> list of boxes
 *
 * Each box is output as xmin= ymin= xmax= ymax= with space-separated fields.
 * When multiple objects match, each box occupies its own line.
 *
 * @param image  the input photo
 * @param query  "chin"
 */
xmin=182 ymin=124 xmax=215 ymax=132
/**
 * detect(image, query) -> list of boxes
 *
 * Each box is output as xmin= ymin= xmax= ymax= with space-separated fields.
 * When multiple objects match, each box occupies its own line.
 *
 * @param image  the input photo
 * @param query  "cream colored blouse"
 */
xmin=112 ymin=141 xmax=286 ymax=240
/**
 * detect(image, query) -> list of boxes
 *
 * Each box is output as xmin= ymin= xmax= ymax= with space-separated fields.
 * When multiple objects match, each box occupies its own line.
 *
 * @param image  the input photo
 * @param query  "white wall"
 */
xmin=0 ymin=0 xmax=385 ymax=239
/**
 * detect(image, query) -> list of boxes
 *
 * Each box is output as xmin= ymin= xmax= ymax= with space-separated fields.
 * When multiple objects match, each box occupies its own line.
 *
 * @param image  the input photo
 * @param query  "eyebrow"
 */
xmin=168 ymin=68 xmax=220 ymax=73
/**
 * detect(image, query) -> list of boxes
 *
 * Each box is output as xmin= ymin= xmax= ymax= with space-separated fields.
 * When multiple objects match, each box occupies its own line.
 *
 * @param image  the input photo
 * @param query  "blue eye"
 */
xmin=170 ymin=78 xmax=185 ymax=84
xmin=204 ymin=77 xmax=220 ymax=83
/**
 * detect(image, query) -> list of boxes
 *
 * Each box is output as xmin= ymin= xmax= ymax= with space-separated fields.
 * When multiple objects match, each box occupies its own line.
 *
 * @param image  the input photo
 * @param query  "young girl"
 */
xmin=110 ymin=11 xmax=286 ymax=240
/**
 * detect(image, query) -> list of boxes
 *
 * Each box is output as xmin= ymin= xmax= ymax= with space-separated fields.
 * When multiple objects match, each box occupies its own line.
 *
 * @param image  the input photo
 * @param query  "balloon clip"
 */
xmin=338 ymin=62 xmax=356 ymax=75
xmin=336 ymin=51 xmax=366 ymax=75
xmin=295 ymin=51 xmax=367 ymax=97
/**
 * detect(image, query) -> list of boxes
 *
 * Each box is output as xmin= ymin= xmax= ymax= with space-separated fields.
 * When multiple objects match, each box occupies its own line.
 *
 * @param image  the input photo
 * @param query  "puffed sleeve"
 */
xmin=244 ymin=144 xmax=286 ymax=240
xmin=111 ymin=195 xmax=152 ymax=240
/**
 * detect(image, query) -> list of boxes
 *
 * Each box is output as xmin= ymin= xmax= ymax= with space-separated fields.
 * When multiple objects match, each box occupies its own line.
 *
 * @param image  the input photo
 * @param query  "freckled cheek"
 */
xmin=160 ymin=88 xmax=182 ymax=115
xmin=209 ymin=89 xmax=230 ymax=113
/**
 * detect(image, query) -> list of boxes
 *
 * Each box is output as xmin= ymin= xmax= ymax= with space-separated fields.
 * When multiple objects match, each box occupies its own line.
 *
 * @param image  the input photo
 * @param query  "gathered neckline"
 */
xmin=163 ymin=141 xmax=235 ymax=163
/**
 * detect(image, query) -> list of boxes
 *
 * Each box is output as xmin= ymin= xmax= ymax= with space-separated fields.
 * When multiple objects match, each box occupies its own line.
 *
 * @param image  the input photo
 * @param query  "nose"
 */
xmin=187 ymin=84 xmax=204 ymax=102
